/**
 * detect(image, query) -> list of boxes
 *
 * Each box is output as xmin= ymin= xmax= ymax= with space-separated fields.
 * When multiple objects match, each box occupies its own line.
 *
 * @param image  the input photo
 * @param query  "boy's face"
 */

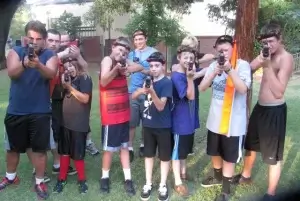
xmin=112 ymin=45 xmax=129 ymax=62
xmin=261 ymin=36 xmax=280 ymax=55
xmin=177 ymin=52 xmax=195 ymax=69
xmin=149 ymin=61 xmax=164 ymax=77
xmin=215 ymin=42 xmax=232 ymax=61
xmin=64 ymin=62 xmax=77 ymax=77
xmin=134 ymin=35 xmax=147 ymax=50
xmin=46 ymin=33 xmax=60 ymax=52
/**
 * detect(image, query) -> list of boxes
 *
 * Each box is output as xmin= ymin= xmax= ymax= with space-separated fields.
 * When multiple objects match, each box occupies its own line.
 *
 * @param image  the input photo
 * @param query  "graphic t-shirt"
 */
xmin=205 ymin=59 xmax=251 ymax=137
xmin=142 ymin=77 xmax=173 ymax=128
xmin=171 ymin=72 xmax=196 ymax=135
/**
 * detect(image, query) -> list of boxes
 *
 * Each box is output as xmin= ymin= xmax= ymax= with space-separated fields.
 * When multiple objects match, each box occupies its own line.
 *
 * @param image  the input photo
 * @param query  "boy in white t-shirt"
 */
xmin=199 ymin=35 xmax=251 ymax=201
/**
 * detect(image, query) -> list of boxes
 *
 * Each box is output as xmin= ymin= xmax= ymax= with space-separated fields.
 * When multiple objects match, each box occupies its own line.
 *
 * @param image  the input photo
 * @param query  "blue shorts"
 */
xmin=101 ymin=121 xmax=129 ymax=152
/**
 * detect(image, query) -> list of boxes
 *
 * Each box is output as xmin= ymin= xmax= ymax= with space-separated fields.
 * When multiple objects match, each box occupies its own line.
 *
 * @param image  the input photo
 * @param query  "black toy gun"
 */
xmin=145 ymin=76 xmax=152 ymax=88
xmin=217 ymin=51 xmax=225 ymax=76
xmin=28 ymin=42 xmax=35 ymax=61
xmin=188 ymin=62 xmax=193 ymax=71
xmin=262 ymin=42 xmax=269 ymax=58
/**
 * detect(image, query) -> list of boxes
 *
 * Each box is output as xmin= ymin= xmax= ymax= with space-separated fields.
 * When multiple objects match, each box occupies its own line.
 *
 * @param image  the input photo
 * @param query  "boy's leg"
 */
xmin=171 ymin=134 xmax=189 ymax=197
xmin=215 ymin=135 xmax=243 ymax=201
xmin=86 ymin=127 xmax=100 ymax=156
xmin=129 ymin=98 xmax=141 ymax=162
xmin=202 ymin=130 xmax=223 ymax=187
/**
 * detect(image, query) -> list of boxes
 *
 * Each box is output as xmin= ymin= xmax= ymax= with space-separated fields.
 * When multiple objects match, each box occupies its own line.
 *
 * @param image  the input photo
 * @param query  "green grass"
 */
xmin=0 ymin=68 xmax=299 ymax=201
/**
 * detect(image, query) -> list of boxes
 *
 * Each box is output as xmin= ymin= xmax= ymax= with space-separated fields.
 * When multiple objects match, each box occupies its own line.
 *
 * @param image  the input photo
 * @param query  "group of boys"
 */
xmin=0 ymin=20 xmax=293 ymax=201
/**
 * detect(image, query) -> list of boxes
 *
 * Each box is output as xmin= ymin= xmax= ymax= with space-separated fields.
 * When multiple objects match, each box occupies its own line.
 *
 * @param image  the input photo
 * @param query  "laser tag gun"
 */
xmin=145 ymin=76 xmax=152 ymax=88
xmin=119 ymin=59 xmax=127 ymax=67
xmin=188 ymin=62 xmax=193 ymax=71
xmin=64 ymin=58 xmax=72 ymax=82
xmin=217 ymin=51 xmax=225 ymax=76
xmin=69 ymin=38 xmax=79 ymax=47
xmin=262 ymin=42 xmax=269 ymax=58
xmin=28 ymin=42 xmax=35 ymax=61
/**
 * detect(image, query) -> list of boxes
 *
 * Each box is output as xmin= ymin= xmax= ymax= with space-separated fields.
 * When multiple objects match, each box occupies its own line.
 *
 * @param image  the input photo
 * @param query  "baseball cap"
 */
xmin=214 ymin=35 xmax=234 ymax=48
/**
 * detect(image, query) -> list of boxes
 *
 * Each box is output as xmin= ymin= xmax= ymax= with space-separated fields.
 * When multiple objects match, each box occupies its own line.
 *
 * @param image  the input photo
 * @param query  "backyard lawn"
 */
xmin=0 ymin=68 xmax=299 ymax=201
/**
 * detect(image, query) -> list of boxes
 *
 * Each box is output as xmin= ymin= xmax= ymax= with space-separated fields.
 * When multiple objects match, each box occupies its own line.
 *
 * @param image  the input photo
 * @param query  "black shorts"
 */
xmin=51 ymin=100 xmax=63 ymax=142
xmin=4 ymin=113 xmax=51 ymax=153
xmin=101 ymin=121 xmax=129 ymax=152
xmin=171 ymin=133 xmax=194 ymax=160
xmin=207 ymin=130 xmax=244 ymax=163
xmin=143 ymin=127 xmax=172 ymax=161
xmin=58 ymin=127 xmax=88 ymax=160
xmin=245 ymin=102 xmax=287 ymax=165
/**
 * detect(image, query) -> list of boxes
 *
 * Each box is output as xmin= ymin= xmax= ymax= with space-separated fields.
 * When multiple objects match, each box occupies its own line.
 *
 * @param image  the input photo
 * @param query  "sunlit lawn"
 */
xmin=0 ymin=68 xmax=299 ymax=201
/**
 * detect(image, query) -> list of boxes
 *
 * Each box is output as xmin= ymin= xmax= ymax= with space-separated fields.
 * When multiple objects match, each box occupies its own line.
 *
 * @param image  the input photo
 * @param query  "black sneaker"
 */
xmin=158 ymin=185 xmax=169 ymax=201
xmin=262 ymin=194 xmax=276 ymax=201
xmin=35 ymin=182 xmax=49 ymax=200
xmin=140 ymin=184 xmax=152 ymax=201
xmin=53 ymin=180 xmax=67 ymax=193
xmin=78 ymin=180 xmax=88 ymax=194
xmin=52 ymin=166 xmax=77 ymax=175
xmin=139 ymin=146 xmax=144 ymax=157
xmin=201 ymin=176 xmax=222 ymax=188
xmin=215 ymin=193 xmax=229 ymax=201
xmin=124 ymin=180 xmax=136 ymax=196
xmin=129 ymin=150 xmax=134 ymax=163
xmin=100 ymin=178 xmax=110 ymax=193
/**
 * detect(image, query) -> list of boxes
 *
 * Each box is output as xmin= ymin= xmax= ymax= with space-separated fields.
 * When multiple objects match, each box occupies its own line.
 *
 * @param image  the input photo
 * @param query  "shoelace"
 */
xmin=158 ymin=185 xmax=167 ymax=195
xmin=142 ymin=184 xmax=152 ymax=193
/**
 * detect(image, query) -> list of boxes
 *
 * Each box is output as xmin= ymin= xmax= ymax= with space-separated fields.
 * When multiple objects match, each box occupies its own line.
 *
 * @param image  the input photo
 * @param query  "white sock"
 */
xmin=86 ymin=139 xmax=92 ymax=146
xmin=128 ymin=147 xmax=133 ymax=151
xmin=6 ymin=172 xmax=16 ymax=181
xmin=35 ymin=177 xmax=44 ymax=185
xmin=102 ymin=169 xmax=110 ymax=179
xmin=140 ymin=144 xmax=144 ymax=147
xmin=123 ymin=168 xmax=131 ymax=180
xmin=53 ymin=164 xmax=60 ymax=169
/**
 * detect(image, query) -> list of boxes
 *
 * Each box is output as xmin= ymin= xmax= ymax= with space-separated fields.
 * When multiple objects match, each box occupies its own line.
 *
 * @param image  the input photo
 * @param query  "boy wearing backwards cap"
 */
xmin=199 ymin=35 xmax=251 ymax=201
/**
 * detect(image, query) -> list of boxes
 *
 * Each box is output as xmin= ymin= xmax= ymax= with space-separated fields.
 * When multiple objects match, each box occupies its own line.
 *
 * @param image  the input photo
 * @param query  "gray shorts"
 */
xmin=130 ymin=95 xmax=145 ymax=128
xmin=4 ymin=120 xmax=56 ymax=151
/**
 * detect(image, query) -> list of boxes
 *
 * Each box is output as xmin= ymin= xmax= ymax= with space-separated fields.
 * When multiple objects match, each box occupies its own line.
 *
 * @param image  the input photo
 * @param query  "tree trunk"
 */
xmin=234 ymin=0 xmax=259 ymax=119
xmin=0 ymin=0 xmax=22 ymax=69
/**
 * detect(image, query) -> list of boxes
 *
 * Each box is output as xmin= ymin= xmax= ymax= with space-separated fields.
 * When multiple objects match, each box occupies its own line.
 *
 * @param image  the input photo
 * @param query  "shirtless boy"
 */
xmin=234 ymin=23 xmax=294 ymax=201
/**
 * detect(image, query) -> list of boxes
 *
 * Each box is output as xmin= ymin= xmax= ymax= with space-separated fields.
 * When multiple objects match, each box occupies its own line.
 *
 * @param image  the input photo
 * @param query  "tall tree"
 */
xmin=51 ymin=11 xmax=82 ymax=37
xmin=234 ymin=0 xmax=259 ymax=117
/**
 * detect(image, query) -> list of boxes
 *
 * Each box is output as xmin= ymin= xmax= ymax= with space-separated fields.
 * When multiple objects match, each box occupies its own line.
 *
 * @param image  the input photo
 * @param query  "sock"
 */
xmin=128 ymin=147 xmax=133 ymax=151
xmin=159 ymin=183 xmax=166 ymax=187
xmin=53 ymin=164 xmax=60 ymax=169
xmin=74 ymin=160 xmax=86 ymax=181
xmin=102 ymin=169 xmax=110 ymax=179
xmin=222 ymin=176 xmax=232 ymax=194
xmin=86 ymin=139 xmax=92 ymax=146
xmin=6 ymin=172 xmax=16 ymax=181
xmin=214 ymin=168 xmax=222 ymax=181
xmin=123 ymin=168 xmax=131 ymax=180
xmin=59 ymin=155 xmax=70 ymax=180
xmin=140 ymin=144 xmax=144 ymax=148
xmin=35 ymin=177 xmax=44 ymax=185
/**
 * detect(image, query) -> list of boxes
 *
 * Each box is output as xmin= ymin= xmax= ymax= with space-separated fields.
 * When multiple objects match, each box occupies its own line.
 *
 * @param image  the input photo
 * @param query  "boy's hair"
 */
xmin=25 ymin=20 xmax=47 ymax=39
xmin=113 ymin=37 xmax=131 ymax=51
xmin=177 ymin=45 xmax=196 ymax=57
xmin=147 ymin=52 xmax=165 ymax=65
xmin=47 ymin=29 xmax=61 ymax=38
xmin=213 ymin=35 xmax=234 ymax=48
xmin=132 ymin=29 xmax=147 ymax=38
xmin=181 ymin=35 xmax=198 ymax=49
xmin=259 ymin=22 xmax=282 ymax=40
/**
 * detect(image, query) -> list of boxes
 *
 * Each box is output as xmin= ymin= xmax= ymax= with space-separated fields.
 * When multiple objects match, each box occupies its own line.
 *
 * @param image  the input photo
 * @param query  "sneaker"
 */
xmin=0 ymin=176 xmax=20 ymax=190
xmin=52 ymin=166 xmax=77 ymax=175
xmin=53 ymin=180 xmax=67 ymax=193
xmin=158 ymin=185 xmax=169 ymax=201
xmin=139 ymin=146 xmax=144 ymax=157
xmin=86 ymin=142 xmax=100 ymax=156
xmin=34 ymin=182 xmax=49 ymax=200
xmin=100 ymin=178 xmax=110 ymax=193
xmin=201 ymin=176 xmax=222 ymax=188
xmin=124 ymin=180 xmax=136 ymax=196
xmin=140 ymin=184 xmax=152 ymax=201
xmin=129 ymin=150 xmax=134 ymax=163
xmin=78 ymin=180 xmax=88 ymax=194
xmin=232 ymin=173 xmax=252 ymax=185
xmin=262 ymin=194 xmax=276 ymax=201
xmin=215 ymin=193 xmax=230 ymax=201
xmin=32 ymin=169 xmax=51 ymax=183
xmin=174 ymin=184 xmax=189 ymax=197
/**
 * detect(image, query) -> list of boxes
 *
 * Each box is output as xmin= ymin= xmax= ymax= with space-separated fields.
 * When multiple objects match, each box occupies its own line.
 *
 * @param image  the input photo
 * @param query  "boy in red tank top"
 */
xmin=99 ymin=37 xmax=143 ymax=196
